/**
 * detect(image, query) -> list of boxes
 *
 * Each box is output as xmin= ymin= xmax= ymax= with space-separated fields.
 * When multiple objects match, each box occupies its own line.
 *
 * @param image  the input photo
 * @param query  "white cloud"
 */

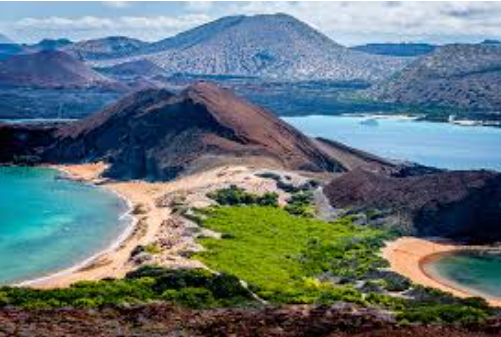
xmin=10 ymin=14 xmax=211 ymax=42
xmin=103 ymin=1 xmax=130 ymax=9
xmin=6 ymin=2 xmax=501 ymax=45
xmin=220 ymin=1 xmax=501 ymax=44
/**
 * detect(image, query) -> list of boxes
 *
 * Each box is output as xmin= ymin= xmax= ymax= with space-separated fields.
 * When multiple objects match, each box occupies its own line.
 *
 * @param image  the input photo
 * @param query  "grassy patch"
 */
xmin=195 ymin=205 xmax=494 ymax=323
xmin=196 ymin=206 xmax=390 ymax=303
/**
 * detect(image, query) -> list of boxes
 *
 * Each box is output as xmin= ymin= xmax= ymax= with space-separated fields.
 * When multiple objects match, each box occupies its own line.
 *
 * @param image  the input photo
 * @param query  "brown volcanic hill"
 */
xmin=0 ymin=50 xmax=122 ymax=90
xmin=44 ymin=82 xmax=344 ymax=180
xmin=324 ymin=169 xmax=501 ymax=242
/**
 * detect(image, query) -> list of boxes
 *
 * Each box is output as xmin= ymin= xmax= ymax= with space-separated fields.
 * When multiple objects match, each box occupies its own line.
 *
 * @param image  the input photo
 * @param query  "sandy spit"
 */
xmin=23 ymin=163 xmax=299 ymax=289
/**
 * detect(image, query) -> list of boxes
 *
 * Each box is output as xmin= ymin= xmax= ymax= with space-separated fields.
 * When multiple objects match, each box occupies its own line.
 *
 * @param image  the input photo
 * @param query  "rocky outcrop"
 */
xmin=0 ymin=303 xmax=497 ymax=337
xmin=43 ymin=82 xmax=345 ymax=180
xmin=324 ymin=169 xmax=501 ymax=242
xmin=0 ymin=123 xmax=59 ymax=164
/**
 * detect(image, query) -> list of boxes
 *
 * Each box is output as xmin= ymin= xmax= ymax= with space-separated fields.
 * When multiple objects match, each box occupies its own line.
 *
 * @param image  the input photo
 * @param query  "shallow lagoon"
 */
xmin=0 ymin=166 xmax=129 ymax=284
xmin=424 ymin=251 xmax=501 ymax=300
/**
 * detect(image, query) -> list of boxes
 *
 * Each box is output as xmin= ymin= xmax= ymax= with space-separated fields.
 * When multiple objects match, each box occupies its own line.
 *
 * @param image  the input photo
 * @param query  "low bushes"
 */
xmin=196 ymin=205 xmax=494 ymax=324
xmin=207 ymin=185 xmax=278 ymax=207
xmin=0 ymin=267 xmax=255 ymax=310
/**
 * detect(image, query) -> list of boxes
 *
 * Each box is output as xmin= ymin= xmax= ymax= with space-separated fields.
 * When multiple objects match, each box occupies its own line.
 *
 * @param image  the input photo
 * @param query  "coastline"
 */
xmin=16 ymin=163 xmax=153 ymax=288
xmin=17 ymin=167 xmax=138 ymax=287
xmin=22 ymin=162 xmax=201 ymax=289
xmin=20 ymin=163 xmax=295 ymax=289
xmin=382 ymin=237 xmax=501 ymax=307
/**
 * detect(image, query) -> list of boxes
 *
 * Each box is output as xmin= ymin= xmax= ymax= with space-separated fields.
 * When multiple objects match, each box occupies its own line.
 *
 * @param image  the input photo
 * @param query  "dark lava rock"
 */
xmin=43 ymin=82 xmax=345 ymax=180
xmin=0 ymin=123 xmax=58 ymax=164
xmin=324 ymin=169 xmax=501 ymax=243
xmin=0 ymin=303 xmax=498 ymax=337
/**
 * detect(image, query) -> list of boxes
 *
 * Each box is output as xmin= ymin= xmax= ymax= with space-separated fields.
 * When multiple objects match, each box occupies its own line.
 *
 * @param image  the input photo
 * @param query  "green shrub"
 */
xmin=162 ymin=287 xmax=216 ymax=308
xmin=144 ymin=243 xmax=162 ymax=254
xmin=73 ymin=297 xmax=104 ymax=309
xmin=398 ymin=304 xmax=489 ymax=324
xmin=284 ymin=191 xmax=315 ymax=217
xmin=0 ymin=268 xmax=254 ymax=310
xmin=208 ymin=185 xmax=278 ymax=207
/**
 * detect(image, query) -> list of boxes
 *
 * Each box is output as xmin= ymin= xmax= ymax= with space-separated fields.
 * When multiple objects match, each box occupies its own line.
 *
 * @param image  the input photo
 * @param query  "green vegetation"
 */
xmin=144 ymin=243 xmax=162 ymax=255
xmin=284 ymin=191 xmax=315 ymax=217
xmin=0 ymin=267 xmax=255 ymax=310
xmin=196 ymin=206 xmax=391 ymax=304
xmin=195 ymin=198 xmax=494 ymax=323
xmin=208 ymin=185 xmax=278 ymax=207
xmin=0 ymin=185 xmax=493 ymax=326
xmin=397 ymin=304 xmax=489 ymax=324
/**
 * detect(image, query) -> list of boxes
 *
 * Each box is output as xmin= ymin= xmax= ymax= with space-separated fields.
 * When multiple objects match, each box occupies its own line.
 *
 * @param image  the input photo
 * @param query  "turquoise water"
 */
xmin=0 ymin=166 xmax=130 ymax=284
xmin=424 ymin=251 xmax=501 ymax=299
xmin=283 ymin=116 xmax=501 ymax=171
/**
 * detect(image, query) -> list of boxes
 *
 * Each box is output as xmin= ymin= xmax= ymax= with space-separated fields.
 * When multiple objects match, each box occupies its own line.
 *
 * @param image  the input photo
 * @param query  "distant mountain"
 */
xmin=480 ymin=39 xmax=501 ymax=46
xmin=63 ymin=36 xmax=149 ymax=60
xmin=351 ymin=43 xmax=436 ymax=57
xmin=0 ymin=50 xmax=122 ymax=90
xmin=96 ymin=59 xmax=167 ymax=79
xmin=30 ymin=38 xmax=73 ymax=51
xmin=0 ymin=33 xmax=13 ymax=44
xmin=0 ymin=44 xmax=25 ymax=61
xmin=370 ymin=44 xmax=501 ymax=111
xmin=0 ymin=33 xmax=22 ymax=60
xmin=45 ymin=82 xmax=344 ymax=180
xmin=0 ymin=38 xmax=73 ymax=61
xmin=91 ymin=14 xmax=409 ymax=81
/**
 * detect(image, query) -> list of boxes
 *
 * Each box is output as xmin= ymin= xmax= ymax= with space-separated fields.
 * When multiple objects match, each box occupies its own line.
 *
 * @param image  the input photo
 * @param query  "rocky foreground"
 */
xmin=0 ymin=303 xmax=499 ymax=337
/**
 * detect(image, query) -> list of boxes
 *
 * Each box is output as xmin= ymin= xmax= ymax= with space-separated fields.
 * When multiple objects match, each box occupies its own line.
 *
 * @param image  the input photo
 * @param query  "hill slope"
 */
xmin=0 ymin=50 xmax=121 ymax=90
xmin=44 ymin=82 xmax=344 ymax=179
xmin=351 ymin=43 xmax=436 ymax=57
xmin=370 ymin=44 xmax=501 ymax=111
xmin=63 ymin=36 xmax=148 ymax=60
xmin=96 ymin=59 xmax=167 ymax=79
xmin=91 ymin=14 xmax=408 ymax=81
xmin=325 ymin=169 xmax=501 ymax=242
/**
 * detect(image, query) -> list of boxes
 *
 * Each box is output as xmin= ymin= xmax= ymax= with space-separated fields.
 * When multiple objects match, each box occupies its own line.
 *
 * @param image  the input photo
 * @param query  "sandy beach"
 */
xmin=22 ymin=163 xmax=501 ymax=308
xmin=24 ymin=162 xmax=302 ymax=289
xmin=382 ymin=237 xmax=501 ymax=307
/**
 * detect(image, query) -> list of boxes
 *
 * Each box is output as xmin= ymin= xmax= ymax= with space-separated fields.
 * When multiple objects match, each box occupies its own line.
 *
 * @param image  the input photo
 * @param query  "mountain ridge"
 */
xmin=88 ymin=14 xmax=409 ymax=81
xmin=369 ymin=44 xmax=501 ymax=112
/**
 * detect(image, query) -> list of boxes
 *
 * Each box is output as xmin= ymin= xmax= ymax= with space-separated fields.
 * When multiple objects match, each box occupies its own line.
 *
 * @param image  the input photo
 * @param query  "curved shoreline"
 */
xmin=382 ymin=237 xmax=501 ymax=307
xmin=17 ymin=175 xmax=137 ymax=287
xmin=420 ymin=250 xmax=501 ymax=303
xmin=17 ymin=163 xmax=285 ymax=289
xmin=15 ymin=162 xmax=163 ymax=289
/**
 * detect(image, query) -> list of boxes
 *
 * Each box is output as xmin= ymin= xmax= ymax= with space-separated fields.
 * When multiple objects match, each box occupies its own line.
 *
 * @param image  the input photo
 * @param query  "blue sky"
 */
xmin=1 ymin=1 xmax=500 ymax=46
